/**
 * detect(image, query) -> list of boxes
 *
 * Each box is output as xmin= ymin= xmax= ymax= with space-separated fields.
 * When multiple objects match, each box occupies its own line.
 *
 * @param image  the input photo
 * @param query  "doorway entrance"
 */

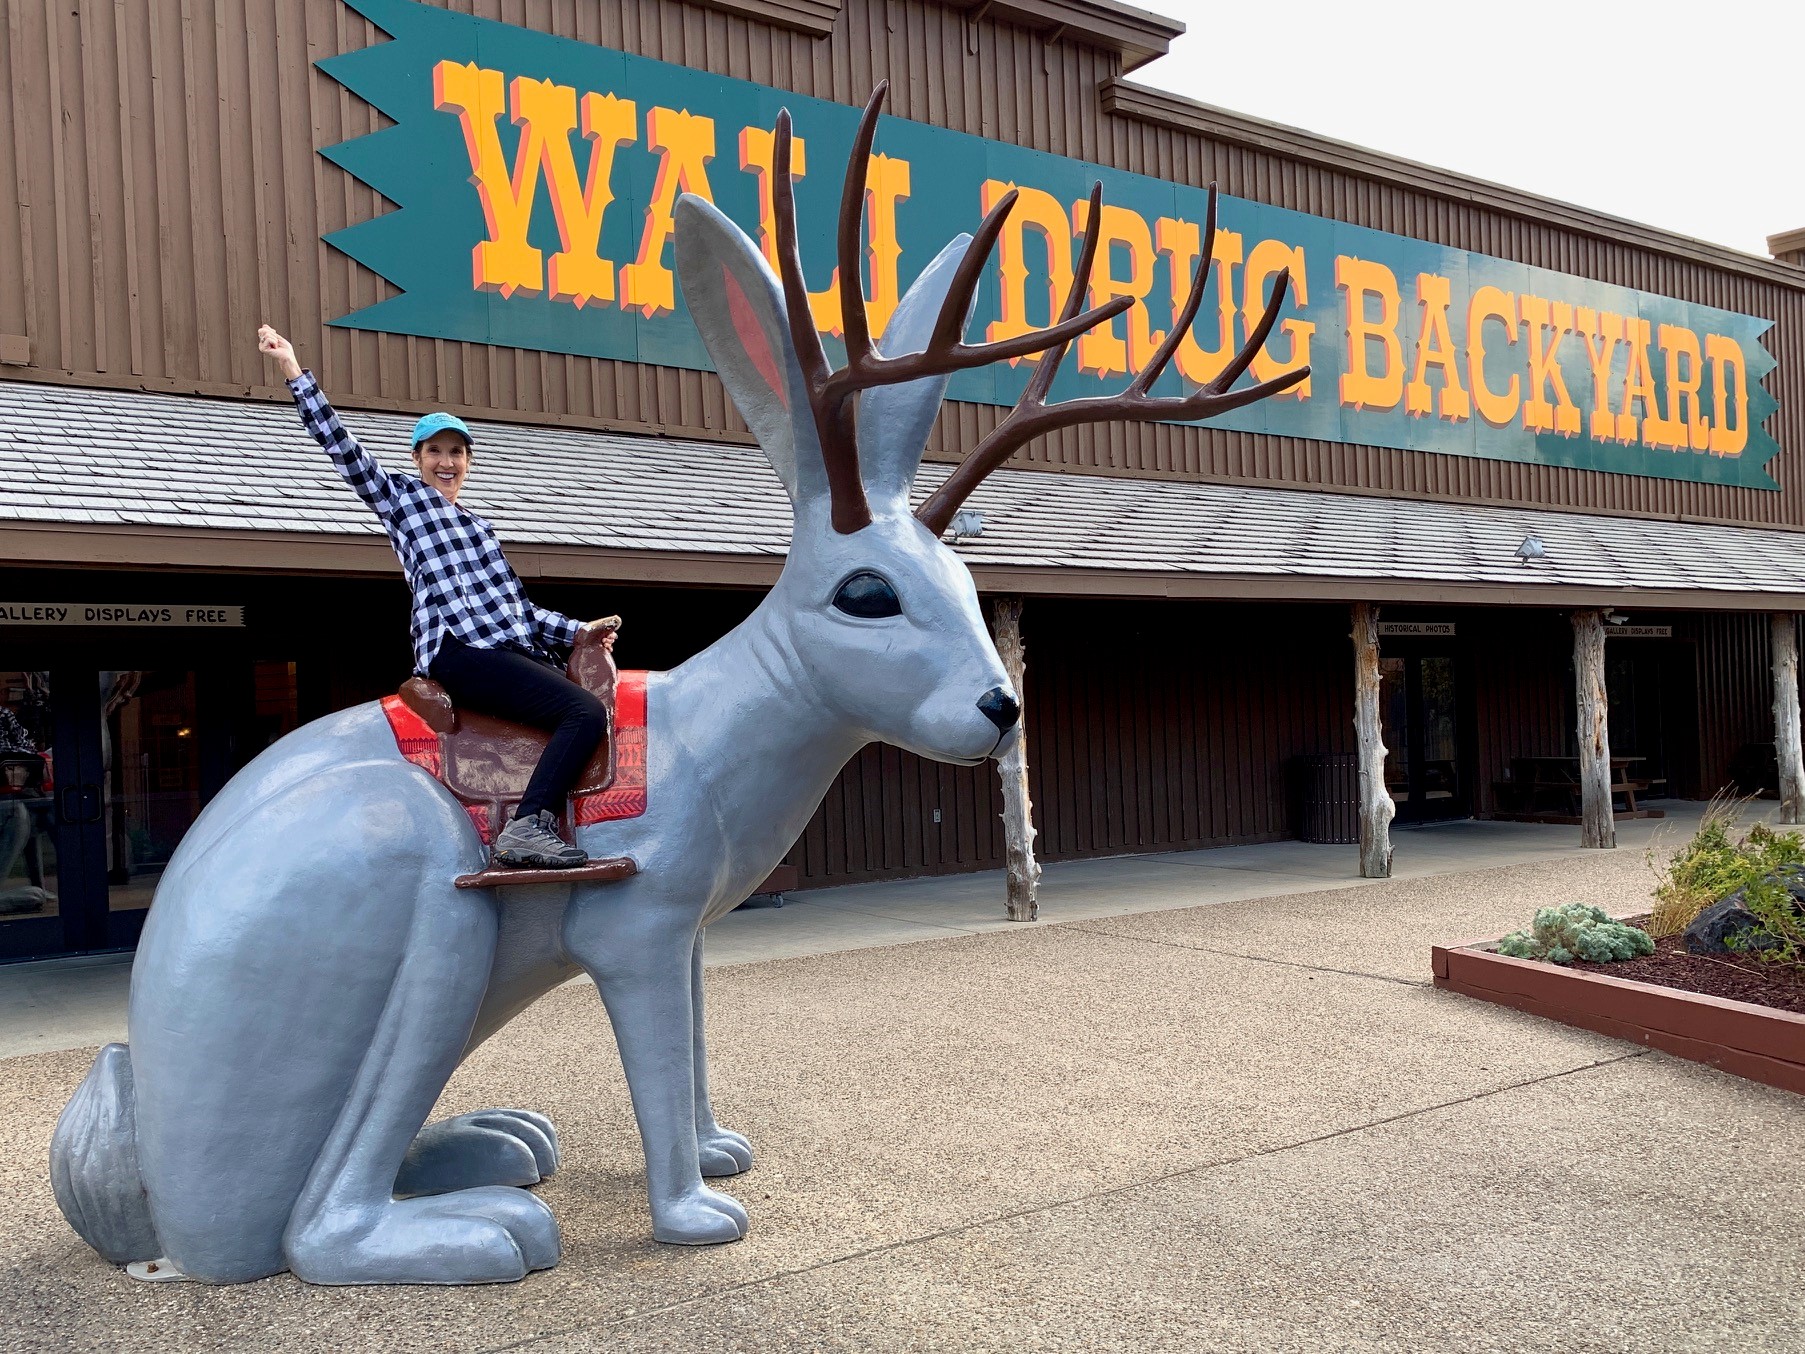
xmin=0 ymin=666 xmax=212 ymax=961
xmin=1604 ymin=641 xmax=1697 ymax=800
xmin=1380 ymin=650 xmax=1469 ymax=823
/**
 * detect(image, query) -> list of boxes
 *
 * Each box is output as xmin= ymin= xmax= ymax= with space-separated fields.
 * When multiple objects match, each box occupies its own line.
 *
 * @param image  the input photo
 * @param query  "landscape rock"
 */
xmin=1684 ymin=896 xmax=1770 ymax=955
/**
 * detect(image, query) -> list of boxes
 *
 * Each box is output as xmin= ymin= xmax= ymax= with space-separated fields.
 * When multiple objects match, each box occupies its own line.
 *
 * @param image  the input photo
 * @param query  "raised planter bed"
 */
xmin=1433 ymin=939 xmax=1805 ymax=1095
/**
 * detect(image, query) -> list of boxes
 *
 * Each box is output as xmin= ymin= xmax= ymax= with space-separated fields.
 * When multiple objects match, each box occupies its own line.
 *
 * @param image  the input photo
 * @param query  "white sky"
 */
xmin=1134 ymin=0 xmax=1802 ymax=258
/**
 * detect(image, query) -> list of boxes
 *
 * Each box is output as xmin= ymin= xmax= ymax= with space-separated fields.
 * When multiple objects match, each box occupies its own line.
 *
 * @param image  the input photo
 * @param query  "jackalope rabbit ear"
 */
xmin=855 ymin=233 xmax=974 ymax=509
xmin=674 ymin=192 xmax=825 ymax=505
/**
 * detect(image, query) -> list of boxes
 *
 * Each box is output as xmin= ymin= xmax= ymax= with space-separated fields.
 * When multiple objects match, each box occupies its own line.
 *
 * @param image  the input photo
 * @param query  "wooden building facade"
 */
xmin=4 ymin=0 xmax=1805 ymax=958
xmin=5 ymin=0 xmax=1804 ymax=526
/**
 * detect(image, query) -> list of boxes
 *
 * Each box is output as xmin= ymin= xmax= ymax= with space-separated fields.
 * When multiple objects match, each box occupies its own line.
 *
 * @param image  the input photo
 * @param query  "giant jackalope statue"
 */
xmin=50 ymin=85 xmax=1305 ymax=1286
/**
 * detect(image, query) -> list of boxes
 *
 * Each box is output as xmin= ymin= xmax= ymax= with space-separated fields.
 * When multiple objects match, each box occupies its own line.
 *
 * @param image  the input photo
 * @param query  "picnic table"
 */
xmin=1494 ymin=754 xmax=1664 ymax=821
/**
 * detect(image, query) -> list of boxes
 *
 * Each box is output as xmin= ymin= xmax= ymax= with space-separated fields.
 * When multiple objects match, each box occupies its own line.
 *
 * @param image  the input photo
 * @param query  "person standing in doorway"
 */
xmin=0 ymin=698 xmax=51 ymax=914
xmin=257 ymin=325 xmax=617 ymax=870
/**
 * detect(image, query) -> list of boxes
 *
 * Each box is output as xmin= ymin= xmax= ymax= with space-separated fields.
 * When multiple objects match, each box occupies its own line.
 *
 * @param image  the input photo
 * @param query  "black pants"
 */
xmin=428 ymin=637 xmax=607 ymax=820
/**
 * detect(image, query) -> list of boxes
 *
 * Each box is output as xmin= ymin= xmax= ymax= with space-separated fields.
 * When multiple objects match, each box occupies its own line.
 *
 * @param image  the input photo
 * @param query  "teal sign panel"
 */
xmin=320 ymin=0 xmax=1782 ymax=488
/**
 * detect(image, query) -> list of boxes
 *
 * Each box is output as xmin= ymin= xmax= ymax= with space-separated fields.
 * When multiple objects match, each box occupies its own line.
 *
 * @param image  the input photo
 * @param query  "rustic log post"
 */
xmin=990 ymin=596 xmax=1040 ymax=921
xmin=1773 ymin=613 xmax=1805 ymax=824
xmin=1572 ymin=609 xmax=1616 ymax=849
xmin=1351 ymin=602 xmax=1394 ymax=878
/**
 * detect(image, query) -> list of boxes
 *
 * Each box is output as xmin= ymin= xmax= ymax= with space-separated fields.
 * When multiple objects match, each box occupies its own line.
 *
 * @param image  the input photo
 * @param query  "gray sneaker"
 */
xmin=492 ymin=810 xmax=588 ymax=869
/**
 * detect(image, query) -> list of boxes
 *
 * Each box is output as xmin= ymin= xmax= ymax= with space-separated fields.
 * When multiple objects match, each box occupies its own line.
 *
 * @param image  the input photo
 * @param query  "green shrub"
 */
xmin=1727 ymin=832 xmax=1805 ymax=966
xmin=1497 ymin=903 xmax=1655 ymax=966
xmin=1647 ymin=795 xmax=1805 ymax=938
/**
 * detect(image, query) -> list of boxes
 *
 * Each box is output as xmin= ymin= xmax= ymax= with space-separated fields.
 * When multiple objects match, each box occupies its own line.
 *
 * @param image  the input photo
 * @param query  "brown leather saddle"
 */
xmin=397 ymin=622 xmax=619 ymax=824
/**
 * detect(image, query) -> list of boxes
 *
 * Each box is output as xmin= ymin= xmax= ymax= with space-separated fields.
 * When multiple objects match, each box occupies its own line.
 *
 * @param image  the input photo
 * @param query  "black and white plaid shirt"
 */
xmin=288 ymin=372 xmax=581 ymax=675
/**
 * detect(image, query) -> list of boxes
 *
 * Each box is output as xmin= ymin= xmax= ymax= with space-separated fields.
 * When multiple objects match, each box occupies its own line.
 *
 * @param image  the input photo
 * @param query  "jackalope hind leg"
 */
xmin=691 ymin=933 xmax=753 ymax=1178
xmin=567 ymin=912 xmax=747 ymax=1244
xmin=393 ymin=1109 xmax=559 ymax=1198
xmin=283 ymin=883 xmax=560 ymax=1284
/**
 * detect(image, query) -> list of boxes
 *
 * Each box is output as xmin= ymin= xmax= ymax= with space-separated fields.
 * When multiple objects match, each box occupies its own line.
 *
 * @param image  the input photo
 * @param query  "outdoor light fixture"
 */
xmin=1514 ymin=533 xmax=1548 ymax=565
xmin=944 ymin=509 xmax=986 ymax=544
xmin=1605 ymin=611 xmax=1628 ymax=626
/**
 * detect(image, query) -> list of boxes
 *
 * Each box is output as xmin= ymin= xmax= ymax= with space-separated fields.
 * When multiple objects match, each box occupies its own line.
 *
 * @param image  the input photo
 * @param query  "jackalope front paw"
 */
xmin=395 ymin=1109 xmax=559 ymax=1198
xmin=698 ymin=1125 xmax=754 ymax=1178
xmin=287 ymin=1187 xmax=560 ymax=1285
xmin=651 ymin=1185 xmax=748 ymax=1245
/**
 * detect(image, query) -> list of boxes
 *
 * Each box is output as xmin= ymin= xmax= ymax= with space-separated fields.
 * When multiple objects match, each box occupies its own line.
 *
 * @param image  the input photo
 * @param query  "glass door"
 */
xmin=1416 ymin=655 xmax=1462 ymax=818
xmin=0 ymin=667 xmax=104 ymax=959
xmin=98 ymin=671 xmax=204 ymax=945
xmin=1379 ymin=651 xmax=1470 ymax=824
xmin=98 ymin=669 xmax=205 ymax=945
xmin=0 ymin=666 xmax=211 ymax=960
xmin=0 ymin=670 xmax=68 ymax=958
xmin=1380 ymin=657 xmax=1409 ymax=808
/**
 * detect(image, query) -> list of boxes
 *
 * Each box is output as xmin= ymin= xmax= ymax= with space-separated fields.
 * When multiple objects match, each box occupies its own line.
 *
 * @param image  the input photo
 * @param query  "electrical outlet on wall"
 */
xmin=932 ymin=808 xmax=941 ymax=823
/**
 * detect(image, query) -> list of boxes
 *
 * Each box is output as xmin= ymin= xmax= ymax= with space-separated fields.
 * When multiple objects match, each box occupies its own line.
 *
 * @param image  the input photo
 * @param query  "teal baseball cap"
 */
xmin=410 ymin=411 xmax=473 ymax=449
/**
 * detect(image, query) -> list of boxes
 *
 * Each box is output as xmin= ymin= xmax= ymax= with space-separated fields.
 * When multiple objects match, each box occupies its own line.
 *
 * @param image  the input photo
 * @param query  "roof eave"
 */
xmin=945 ymin=0 xmax=1182 ymax=70
xmin=688 ymin=0 xmax=843 ymax=38
xmin=8 ymin=519 xmax=1804 ymax=613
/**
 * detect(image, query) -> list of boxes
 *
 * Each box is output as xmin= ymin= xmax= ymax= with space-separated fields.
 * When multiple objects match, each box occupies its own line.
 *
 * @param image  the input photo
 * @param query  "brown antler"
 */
xmin=915 ymin=182 xmax=1313 ymax=535
xmin=771 ymin=83 xmax=1135 ymax=535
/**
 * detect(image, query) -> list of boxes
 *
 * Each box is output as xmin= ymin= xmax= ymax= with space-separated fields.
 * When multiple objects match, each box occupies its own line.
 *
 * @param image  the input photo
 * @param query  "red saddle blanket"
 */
xmin=380 ymin=671 xmax=649 ymax=845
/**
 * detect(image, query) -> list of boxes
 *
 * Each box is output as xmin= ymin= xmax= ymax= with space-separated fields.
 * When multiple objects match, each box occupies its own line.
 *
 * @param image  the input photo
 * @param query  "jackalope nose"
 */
xmin=977 ymin=687 xmax=1020 ymax=732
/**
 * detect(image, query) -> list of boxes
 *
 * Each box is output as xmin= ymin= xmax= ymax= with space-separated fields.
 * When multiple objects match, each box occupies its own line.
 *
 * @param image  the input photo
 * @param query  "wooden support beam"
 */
xmin=1572 ymin=609 xmax=1616 ymax=849
xmin=990 ymin=596 xmax=1040 ymax=921
xmin=1351 ymin=602 xmax=1394 ymax=878
xmin=1773 ymin=613 xmax=1805 ymax=824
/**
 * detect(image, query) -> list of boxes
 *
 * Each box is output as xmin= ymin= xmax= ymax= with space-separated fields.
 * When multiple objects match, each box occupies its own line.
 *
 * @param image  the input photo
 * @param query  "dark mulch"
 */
xmin=1569 ymin=921 xmax=1805 ymax=1015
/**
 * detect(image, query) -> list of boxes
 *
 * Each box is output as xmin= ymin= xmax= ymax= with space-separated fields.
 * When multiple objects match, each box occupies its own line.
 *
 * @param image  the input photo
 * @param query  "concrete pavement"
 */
xmin=3 ymin=804 xmax=1802 ymax=1350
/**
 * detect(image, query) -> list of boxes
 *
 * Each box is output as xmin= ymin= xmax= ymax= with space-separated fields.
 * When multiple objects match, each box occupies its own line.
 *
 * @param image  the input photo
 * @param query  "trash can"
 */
xmin=1292 ymin=754 xmax=1358 ymax=844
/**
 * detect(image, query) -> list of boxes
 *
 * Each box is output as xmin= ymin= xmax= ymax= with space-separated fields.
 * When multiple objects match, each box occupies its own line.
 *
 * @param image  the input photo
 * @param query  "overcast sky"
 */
xmin=1133 ymin=0 xmax=1801 ymax=258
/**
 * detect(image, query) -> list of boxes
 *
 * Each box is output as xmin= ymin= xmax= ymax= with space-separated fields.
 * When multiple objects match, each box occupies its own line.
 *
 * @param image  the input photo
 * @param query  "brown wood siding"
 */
xmin=792 ymin=743 xmax=1006 ymax=884
xmin=3 ymin=0 xmax=1801 ymax=532
xmin=787 ymin=598 xmax=1354 ymax=885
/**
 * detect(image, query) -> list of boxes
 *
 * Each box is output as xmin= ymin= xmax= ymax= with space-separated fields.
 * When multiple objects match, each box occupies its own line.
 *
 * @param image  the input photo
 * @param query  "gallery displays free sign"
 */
xmin=320 ymin=0 xmax=1781 ymax=490
xmin=0 ymin=604 xmax=245 ymax=627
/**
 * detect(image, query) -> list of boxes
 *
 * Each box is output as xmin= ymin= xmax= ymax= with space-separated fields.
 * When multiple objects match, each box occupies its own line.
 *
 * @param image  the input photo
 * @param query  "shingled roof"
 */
xmin=3 ymin=379 xmax=1803 ymax=610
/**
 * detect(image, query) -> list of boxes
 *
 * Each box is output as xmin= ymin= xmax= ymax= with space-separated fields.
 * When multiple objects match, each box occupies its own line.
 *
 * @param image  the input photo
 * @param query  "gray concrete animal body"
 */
xmin=50 ymin=196 xmax=1019 ymax=1286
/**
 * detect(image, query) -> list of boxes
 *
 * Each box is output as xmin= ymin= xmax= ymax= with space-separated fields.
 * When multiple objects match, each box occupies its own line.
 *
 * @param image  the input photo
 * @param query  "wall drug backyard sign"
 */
xmin=321 ymin=0 xmax=1781 ymax=488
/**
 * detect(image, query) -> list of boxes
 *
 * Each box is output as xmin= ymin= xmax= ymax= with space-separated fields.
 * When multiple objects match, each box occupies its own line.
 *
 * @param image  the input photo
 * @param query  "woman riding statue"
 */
xmin=258 ymin=325 xmax=617 ymax=871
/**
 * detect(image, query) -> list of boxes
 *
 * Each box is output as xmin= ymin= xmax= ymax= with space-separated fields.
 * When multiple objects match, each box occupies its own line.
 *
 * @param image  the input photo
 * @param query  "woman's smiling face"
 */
xmin=413 ymin=431 xmax=471 ymax=502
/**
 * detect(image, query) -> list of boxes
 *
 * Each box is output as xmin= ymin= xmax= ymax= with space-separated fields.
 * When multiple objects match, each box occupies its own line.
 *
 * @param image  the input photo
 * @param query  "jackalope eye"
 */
xmin=832 ymin=571 xmax=902 ymax=619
